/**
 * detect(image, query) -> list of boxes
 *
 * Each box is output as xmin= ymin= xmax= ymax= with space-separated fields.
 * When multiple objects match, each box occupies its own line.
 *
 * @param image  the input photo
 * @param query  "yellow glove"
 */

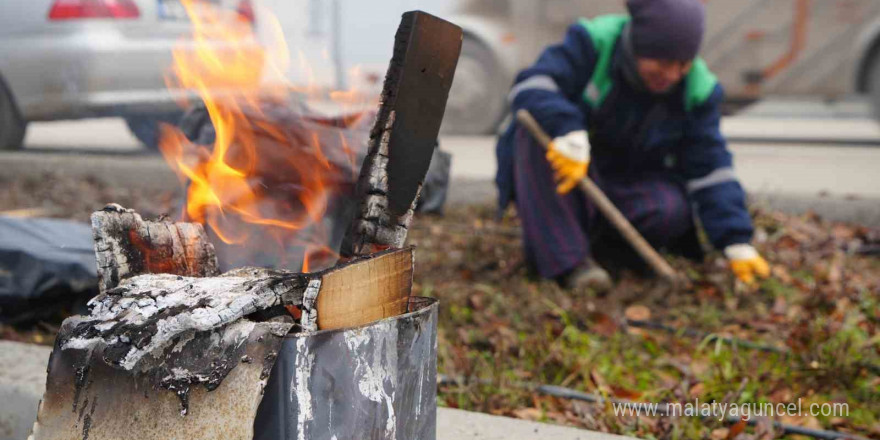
xmin=724 ymin=244 xmax=770 ymax=284
xmin=546 ymin=130 xmax=590 ymax=194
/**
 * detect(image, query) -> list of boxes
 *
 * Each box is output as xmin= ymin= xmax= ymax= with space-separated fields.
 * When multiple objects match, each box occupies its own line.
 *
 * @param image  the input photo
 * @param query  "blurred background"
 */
xmin=5 ymin=0 xmax=880 ymax=144
xmin=3 ymin=0 xmax=878 ymax=223
xmin=0 ymin=2 xmax=878 ymax=439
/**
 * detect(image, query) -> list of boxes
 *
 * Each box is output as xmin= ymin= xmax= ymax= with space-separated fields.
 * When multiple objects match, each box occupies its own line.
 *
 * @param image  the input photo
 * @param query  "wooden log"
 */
xmin=32 ymin=201 xmax=415 ymax=440
xmin=61 ymin=247 xmax=414 ymax=371
xmin=315 ymin=244 xmax=413 ymax=330
xmin=91 ymin=204 xmax=219 ymax=293
xmin=60 ymin=270 xmax=308 ymax=371
xmin=341 ymin=12 xmax=462 ymax=257
xmin=74 ymin=203 xmax=416 ymax=375
xmin=342 ymin=112 xmax=416 ymax=257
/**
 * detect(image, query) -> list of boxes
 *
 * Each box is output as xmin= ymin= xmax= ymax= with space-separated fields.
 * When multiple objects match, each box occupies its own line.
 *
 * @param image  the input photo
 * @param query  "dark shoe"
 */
xmin=562 ymin=258 xmax=613 ymax=292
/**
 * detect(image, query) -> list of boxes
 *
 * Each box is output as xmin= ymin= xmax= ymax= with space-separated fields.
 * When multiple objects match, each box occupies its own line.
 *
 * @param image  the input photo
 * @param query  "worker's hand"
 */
xmin=724 ymin=244 xmax=770 ymax=284
xmin=546 ymin=130 xmax=590 ymax=194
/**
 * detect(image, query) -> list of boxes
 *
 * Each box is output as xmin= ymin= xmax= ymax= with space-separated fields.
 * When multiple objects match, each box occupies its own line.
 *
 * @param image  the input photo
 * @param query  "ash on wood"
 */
xmin=92 ymin=203 xmax=219 ymax=293
xmin=60 ymin=219 xmax=414 ymax=372
xmin=31 ymin=207 xmax=414 ymax=440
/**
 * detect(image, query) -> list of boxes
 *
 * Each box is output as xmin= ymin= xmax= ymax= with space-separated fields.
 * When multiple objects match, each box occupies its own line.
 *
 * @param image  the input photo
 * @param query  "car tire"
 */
xmin=872 ymin=77 xmax=880 ymax=126
xmin=125 ymin=112 xmax=182 ymax=151
xmin=866 ymin=47 xmax=880 ymax=123
xmin=0 ymin=77 xmax=27 ymax=151
xmin=441 ymin=37 xmax=507 ymax=135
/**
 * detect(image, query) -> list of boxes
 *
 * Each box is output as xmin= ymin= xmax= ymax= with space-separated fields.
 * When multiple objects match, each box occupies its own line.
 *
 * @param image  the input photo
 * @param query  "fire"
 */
xmin=159 ymin=0 xmax=372 ymax=272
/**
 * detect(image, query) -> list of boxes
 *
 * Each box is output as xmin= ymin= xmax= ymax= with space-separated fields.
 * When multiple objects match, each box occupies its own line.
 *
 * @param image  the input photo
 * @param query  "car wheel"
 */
xmin=867 ymin=50 xmax=880 ymax=123
xmin=441 ymin=37 xmax=507 ymax=135
xmin=0 ymin=77 xmax=27 ymax=151
xmin=125 ymin=113 xmax=182 ymax=151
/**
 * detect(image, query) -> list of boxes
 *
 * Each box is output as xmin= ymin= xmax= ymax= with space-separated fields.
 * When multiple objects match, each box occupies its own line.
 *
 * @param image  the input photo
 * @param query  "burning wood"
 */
xmin=32 ymin=205 xmax=415 ymax=439
xmin=67 ymin=204 xmax=413 ymax=363
xmin=30 ymin=7 xmax=462 ymax=440
xmin=91 ymin=204 xmax=219 ymax=293
xmin=342 ymin=12 xmax=462 ymax=257
xmin=156 ymin=0 xmax=359 ymax=273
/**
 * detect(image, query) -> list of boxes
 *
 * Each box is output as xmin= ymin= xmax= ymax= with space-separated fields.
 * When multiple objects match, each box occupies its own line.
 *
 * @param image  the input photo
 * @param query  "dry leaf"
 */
xmin=776 ymin=235 xmax=802 ymax=250
xmin=691 ymin=360 xmax=711 ymax=376
xmin=711 ymin=428 xmax=729 ymax=440
xmin=589 ymin=312 xmax=619 ymax=337
xmin=829 ymin=417 xmax=846 ymax=427
xmin=769 ymin=387 xmax=792 ymax=403
xmin=512 ymin=407 xmax=543 ymax=421
xmin=467 ymin=294 xmax=485 ymax=311
xmin=625 ymin=305 xmax=651 ymax=321
xmin=804 ymin=416 xmax=823 ymax=430
xmin=610 ymin=385 xmax=642 ymax=400
xmin=771 ymin=296 xmax=787 ymax=316
xmin=728 ymin=418 xmax=747 ymax=439
xmin=831 ymin=224 xmax=856 ymax=240
xmin=771 ymin=265 xmax=793 ymax=284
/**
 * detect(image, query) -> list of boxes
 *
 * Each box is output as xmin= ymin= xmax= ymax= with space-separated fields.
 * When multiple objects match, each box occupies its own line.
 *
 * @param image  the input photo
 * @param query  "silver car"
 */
xmin=0 ymin=0 xmax=257 ymax=150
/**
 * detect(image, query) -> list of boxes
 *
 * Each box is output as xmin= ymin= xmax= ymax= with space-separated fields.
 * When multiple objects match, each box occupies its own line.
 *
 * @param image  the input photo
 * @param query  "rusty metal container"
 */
xmin=253 ymin=297 xmax=438 ymax=440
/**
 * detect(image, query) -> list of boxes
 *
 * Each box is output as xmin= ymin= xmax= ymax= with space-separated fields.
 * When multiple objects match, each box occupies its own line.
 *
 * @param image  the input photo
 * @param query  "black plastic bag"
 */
xmin=0 ymin=216 xmax=97 ymax=323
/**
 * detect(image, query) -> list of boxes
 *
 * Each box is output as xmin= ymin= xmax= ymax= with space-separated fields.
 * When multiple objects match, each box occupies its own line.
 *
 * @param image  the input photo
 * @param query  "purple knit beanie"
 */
xmin=627 ymin=0 xmax=706 ymax=61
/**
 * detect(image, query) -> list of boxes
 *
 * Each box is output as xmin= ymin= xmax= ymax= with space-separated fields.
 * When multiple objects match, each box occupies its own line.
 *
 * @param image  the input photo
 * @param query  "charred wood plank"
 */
xmin=341 ymin=11 xmax=462 ymax=257
xmin=91 ymin=204 xmax=219 ymax=293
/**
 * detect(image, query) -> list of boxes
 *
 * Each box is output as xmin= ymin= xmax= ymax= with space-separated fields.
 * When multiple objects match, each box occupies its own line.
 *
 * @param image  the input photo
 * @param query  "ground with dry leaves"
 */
xmin=409 ymin=205 xmax=879 ymax=440
xmin=2 ymin=172 xmax=878 ymax=439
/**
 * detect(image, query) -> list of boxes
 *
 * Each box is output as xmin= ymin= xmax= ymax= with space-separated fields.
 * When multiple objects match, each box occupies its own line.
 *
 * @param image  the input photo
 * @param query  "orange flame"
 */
xmin=159 ymin=0 xmax=372 ymax=272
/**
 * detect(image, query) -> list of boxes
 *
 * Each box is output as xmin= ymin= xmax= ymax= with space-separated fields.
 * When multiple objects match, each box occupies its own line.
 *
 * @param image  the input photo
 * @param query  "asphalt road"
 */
xmin=7 ymin=100 xmax=880 ymax=225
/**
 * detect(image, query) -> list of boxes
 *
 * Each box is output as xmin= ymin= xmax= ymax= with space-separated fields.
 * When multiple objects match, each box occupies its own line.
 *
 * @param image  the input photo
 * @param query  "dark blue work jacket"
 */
xmin=496 ymin=17 xmax=754 ymax=250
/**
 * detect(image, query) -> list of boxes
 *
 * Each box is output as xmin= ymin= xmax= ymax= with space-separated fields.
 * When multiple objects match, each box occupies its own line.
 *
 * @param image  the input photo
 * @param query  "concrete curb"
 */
xmin=0 ymin=342 xmax=50 ymax=440
xmin=0 ymin=341 xmax=628 ymax=440
xmin=447 ymin=179 xmax=880 ymax=227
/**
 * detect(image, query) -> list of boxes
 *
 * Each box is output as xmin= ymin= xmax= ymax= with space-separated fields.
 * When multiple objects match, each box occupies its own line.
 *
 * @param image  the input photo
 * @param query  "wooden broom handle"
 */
xmin=515 ymin=110 xmax=680 ymax=284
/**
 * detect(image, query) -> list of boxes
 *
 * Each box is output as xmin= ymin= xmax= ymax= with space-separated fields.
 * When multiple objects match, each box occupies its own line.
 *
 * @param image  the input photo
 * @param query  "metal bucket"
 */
xmin=253 ymin=297 xmax=438 ymax=440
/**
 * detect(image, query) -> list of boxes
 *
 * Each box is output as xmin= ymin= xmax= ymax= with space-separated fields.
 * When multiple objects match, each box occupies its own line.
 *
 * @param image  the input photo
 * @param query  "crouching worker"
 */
xmin=495 ymin=0 xmax=769 ymax=291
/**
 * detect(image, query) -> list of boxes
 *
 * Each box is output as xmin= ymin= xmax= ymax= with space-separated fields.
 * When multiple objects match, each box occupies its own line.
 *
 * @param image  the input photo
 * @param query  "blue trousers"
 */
xmin=513 ymin=127 xmax=699 ymax=279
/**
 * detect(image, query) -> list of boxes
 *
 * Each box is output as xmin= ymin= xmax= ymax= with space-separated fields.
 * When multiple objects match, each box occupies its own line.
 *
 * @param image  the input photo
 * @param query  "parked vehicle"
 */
xmin=278 ymin=0 xmax=510 ymax=135
xmin=0 ymin=0 xmax=257 ymax=150
xmin=14 ymin=1 xmax=878 ymax=141
xmin=301 ymin=0 xmax=880 ymax=134
xmin=436 ymin=0 xmax=880 ymax=133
